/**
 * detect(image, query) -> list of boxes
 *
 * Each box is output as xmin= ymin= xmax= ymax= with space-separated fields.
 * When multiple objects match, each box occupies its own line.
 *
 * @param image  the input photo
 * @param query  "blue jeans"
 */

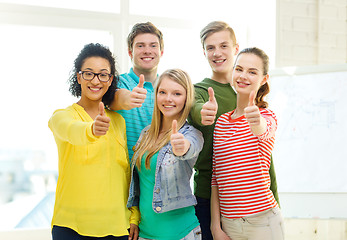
xmin=181 ymin=225 xmax=202 ymax=240
xmin=52 ymin=225 xmax=128 ymax=240
xmin=138 ymin=225 xmax=202 ymax=240
xmin=194 ymin=197 xmax=213 ymax=240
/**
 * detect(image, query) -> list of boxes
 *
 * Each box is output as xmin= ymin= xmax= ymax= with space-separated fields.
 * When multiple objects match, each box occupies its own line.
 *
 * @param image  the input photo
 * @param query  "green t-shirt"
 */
xmin=188 ymin=78 xmax=237 ymax=199
xmin=188 ymin=78 xmax=280 ymax=205
xmin=137 ymin=152 xmax=199 ymax=240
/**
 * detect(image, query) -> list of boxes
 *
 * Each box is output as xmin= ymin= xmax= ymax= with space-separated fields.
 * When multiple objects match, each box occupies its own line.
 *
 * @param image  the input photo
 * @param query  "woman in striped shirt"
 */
xmin=211 ymin=47 xmax=284 ymax=240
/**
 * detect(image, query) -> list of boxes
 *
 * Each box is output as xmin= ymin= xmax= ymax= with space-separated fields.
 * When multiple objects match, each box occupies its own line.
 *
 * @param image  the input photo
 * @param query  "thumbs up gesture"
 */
xmin=93 ymin=102 xmax=111 ymax=136
xmin=201 ymin=87 xmax=218 ymax=125
xmin=244 ymin=91 xmax=266 ymax=135
xmin=244 ymin=90 xmax=261 ymax=126
xmin=129 ymin=74 xmax=147 ymax=108
xmin=170 ymin=120 xmax=190 ymax=156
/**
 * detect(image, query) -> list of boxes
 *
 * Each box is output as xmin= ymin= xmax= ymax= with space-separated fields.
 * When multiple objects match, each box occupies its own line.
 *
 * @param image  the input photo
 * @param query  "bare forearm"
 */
xmin=211 ymin=186 xmax=221 ymax=231
xmin=109 ymin=88 xmax=132 ymax=111
xmin=211 ymin=186 xmax=232 ymax=239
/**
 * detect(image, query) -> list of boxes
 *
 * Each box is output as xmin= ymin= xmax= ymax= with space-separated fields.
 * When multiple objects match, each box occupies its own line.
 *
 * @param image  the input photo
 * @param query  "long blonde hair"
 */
xmin=133 ymin=69 xmax=195 ymax=169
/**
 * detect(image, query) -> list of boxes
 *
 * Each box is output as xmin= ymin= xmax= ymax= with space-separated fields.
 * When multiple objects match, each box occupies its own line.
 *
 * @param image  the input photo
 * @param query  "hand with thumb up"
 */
xmin=201 ymin=87 xmax=218 ymax=125
xmin=244 ymin=90 xmax=261 ymax=126
xmin=93 ymin=102 xmax=111 ymax=136
xmin=170 ymin=120 xmax=190 ymax=156
xmin=129 ymin=74 xmax=147 ymax=108
xmin=244 ymin=90 xmax=266 ymax=135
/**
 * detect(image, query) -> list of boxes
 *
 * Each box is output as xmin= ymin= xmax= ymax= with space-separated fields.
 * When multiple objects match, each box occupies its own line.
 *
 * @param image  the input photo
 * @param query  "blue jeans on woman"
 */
xmin=138 ymin=225 xmax=202 ymax=240
xmin=52 ymin=225 xmax=128 ymax=240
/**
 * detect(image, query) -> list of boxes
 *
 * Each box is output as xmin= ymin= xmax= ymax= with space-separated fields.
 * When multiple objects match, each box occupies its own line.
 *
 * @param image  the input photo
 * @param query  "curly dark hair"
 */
xmin=68 ymin=43 xmax=119 ymax=107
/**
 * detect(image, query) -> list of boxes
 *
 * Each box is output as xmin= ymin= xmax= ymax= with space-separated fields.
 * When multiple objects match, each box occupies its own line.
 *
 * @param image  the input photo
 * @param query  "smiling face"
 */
xmin=203 ymin=30 xmax=239 ymax=76
xmin=77 ymin=56 xmax=113 ymax=104
xmin=129 ymin=33 xmax=163 ymax=75
xmin=232 ymin=53 xmax=268 ymax=95
xmin=156 ymin=77 xmax=187 ymax=123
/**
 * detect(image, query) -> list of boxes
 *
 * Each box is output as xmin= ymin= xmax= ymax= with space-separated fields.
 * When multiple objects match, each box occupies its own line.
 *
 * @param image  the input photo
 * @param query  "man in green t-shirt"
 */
xmin=187 ymin=21 xmax=280 ymax=240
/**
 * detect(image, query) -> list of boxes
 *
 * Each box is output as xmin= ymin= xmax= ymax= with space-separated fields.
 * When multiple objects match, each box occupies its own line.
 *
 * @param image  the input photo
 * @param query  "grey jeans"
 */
xmin=221 ymin=207 xmax=285 ymax=240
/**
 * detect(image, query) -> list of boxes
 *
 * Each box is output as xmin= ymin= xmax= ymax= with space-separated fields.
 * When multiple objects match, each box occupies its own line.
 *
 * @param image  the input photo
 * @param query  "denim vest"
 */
xmin=127 ymin=122 xmax=203 ymax=213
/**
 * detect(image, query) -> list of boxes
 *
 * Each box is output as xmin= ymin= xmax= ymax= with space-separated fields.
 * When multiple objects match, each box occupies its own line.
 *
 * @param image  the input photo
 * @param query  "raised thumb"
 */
xmin=99 ymin=102 xmax=105 ymax=115
xmin=248 ymin=90 xmax=256 ymax=107
xmin=138 ymin=74 xmax=145 ymax=88
xmin=208 ymin=87 xmax=215 ymax=103
xmin=172 ymin=120 xmax=178 ymax=134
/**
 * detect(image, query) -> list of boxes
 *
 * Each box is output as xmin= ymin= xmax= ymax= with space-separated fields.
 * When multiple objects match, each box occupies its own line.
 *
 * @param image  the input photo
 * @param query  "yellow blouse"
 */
xmin=48 ymin=103 xmax=139 ymax=237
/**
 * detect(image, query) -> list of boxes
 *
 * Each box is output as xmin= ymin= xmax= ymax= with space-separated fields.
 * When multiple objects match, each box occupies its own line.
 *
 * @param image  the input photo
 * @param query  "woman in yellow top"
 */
xmin=48 ymin=43 xmax=139 ymax=240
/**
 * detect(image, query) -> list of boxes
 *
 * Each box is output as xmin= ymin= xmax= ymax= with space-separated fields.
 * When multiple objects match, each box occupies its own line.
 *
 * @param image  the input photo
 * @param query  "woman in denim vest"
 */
xmin=127 ymin=69 xmax=204 ymax=240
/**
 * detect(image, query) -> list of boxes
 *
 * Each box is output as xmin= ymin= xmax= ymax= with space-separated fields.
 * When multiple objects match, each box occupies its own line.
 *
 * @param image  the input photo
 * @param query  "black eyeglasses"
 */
xmin=78 ymin=71 xmax=112 ymax=82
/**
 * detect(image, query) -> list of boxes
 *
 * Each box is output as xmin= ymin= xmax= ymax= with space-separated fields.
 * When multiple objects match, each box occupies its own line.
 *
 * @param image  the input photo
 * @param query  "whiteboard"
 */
xmin=268 ymin=69 xmax=347 ymax=192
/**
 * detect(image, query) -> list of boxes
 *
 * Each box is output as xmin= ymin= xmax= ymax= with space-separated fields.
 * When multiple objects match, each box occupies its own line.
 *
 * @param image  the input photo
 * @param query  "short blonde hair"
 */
xmin=200 ymin=21 xmax=237 ymax=49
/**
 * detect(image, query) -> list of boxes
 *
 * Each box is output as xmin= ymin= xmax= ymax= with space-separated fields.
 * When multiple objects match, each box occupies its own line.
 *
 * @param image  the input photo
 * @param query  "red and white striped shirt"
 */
xmin=212 ymin=108 xmax=278 ymax=219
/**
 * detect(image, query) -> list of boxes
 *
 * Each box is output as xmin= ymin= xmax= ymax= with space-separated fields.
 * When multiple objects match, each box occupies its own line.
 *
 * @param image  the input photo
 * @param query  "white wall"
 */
xmin=269 ymin=64 xmax=347 ymax=219
xmin=276 ymin=0 xmax=347 ymax=66
xmin=0 ymin=228 xmax=51 ymax=240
